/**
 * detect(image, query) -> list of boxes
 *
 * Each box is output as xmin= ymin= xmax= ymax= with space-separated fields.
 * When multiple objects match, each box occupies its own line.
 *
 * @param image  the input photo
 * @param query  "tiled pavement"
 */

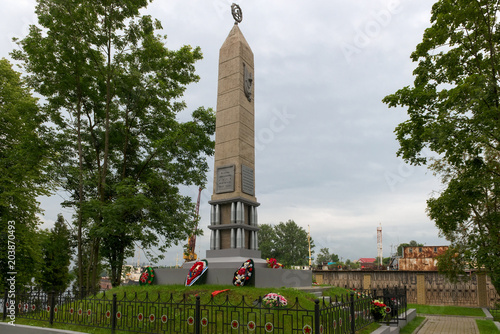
xmin=416 ymin=315 xmax=479 ymax=334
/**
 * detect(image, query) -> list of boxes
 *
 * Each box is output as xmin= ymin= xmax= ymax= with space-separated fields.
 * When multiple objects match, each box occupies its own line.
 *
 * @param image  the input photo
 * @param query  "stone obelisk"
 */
xmin=156 ymin=5 xmax=312 ymax=287
xmin=206 ymin=4 xmax=263 ymax=264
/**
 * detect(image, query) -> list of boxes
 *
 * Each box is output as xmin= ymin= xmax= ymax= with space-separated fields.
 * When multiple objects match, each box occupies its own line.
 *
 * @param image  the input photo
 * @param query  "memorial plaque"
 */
xmin=241 ymin=165 xmax=254 ymax=195
xmin=216 ymin=165 xmax=235 ymax=193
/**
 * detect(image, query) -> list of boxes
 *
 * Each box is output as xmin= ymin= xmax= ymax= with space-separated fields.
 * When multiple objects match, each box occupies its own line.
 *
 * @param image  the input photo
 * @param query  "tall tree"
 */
xmin=383 ymin=0 xmax=500 ymax=294
xmin=257 ymin=224 xmax=275 ymax=260
xmin=0 ymin=58 xmax=49 ymax=290
xmin=316 ymin=247 xmax=339 ymax=266
xmin=258 ymin=220 xmax=314 ymax=267
xmin=38 ymin=214 xmax=73 ymax=293
xmin=13 ymin=0 xmax=215 ymax=290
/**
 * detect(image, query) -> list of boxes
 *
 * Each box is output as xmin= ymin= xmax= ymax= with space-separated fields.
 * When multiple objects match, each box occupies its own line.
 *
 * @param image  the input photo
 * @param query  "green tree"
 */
xmin=0 ymin=58 xmax=50 ymax=290
xmin=315 ymin=247 xmax=339 ymax=266
xmin=258 ymin=220 xmax=314 ymax=266
xmin=13 ymin=0 xmax=215 ymax=290
xmin=38 ymin=214 xmax=73 ymax=293
xmin=258 ymin=224 xmax=275 ymax=260
xmin=397 ymin=240 xmax=424 ymax=257
xmin=383 ymin=0 xmax=500 ymax=294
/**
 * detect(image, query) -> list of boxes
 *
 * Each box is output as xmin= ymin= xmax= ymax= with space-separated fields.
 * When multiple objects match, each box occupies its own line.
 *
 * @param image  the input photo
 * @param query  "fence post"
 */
xmin=195 ymin=295 xmax=201 ymax=334
xmin=111 ymin=293 xmax=117 ymax=334
xmin=314 ymin=299 xmax=320 ymax=334
xmin=49 ymin=291 xmax=55 ymax=325
xmin=350 ymin=291 xmax=355 ymax=334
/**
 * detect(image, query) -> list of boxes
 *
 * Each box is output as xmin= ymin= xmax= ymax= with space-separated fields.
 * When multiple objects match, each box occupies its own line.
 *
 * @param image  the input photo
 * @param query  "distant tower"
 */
xmin=377 ymin=223 xmax=383 ymax=267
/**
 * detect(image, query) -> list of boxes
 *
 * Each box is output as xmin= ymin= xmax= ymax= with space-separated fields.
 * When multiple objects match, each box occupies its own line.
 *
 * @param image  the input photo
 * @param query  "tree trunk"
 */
xmin=76 ymin=77 xmax=84 ymax=296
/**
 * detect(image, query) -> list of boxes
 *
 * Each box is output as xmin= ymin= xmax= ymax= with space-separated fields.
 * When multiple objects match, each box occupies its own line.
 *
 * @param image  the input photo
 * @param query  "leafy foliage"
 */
xmin=383 ymin=0 xmax=500 ymax=294
xmin=12 ymin=0 xmax=215 ymax=290
xmin=258 ymin=220 xmax=314 ymax=266
xmin=38 ymin=214 xmax=73 ymax=293
xmin=315 ymin=247 xmax=339 ymax=266
xmin=0 ymin=58 xmax=50 ymax=290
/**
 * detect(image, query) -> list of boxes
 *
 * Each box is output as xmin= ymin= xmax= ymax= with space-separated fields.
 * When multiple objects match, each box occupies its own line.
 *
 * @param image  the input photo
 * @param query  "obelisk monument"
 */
xmin=156 ymin=5 xmax=312 ymax=287
xmin=206 ymin=4 xmax=263 ymax=264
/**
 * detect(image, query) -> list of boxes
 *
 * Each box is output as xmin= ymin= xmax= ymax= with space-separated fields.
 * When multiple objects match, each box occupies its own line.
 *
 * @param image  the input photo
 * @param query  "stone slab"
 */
xmin=205 ymin=248 xmax=262 ymax=259
xmin=154 ymin=266 xmax=312 ymax=288
xmin=154 ymin=268 xmax=189 ymax=286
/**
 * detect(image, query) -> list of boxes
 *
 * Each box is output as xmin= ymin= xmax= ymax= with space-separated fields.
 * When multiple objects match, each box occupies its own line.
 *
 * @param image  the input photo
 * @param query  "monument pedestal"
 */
xmin=155 ymin=266 xmax=312 ymax=288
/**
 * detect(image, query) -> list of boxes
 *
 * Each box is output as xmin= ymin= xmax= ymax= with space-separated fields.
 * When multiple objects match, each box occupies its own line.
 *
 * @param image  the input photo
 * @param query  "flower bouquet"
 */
xmin=139 ymin=266 xmax=155 ymax=286
xmin=233 ymin=259 xmax=254 ymax=286
xmin=262 ymin=293 xmax=288 ymax=309
xmin=185 ymin=259 xmax=208 ymax=286
xmin=266 ymin=258 xmax=283 ymax=269
xmin=370 ymin=299 xmax=387 ymax=321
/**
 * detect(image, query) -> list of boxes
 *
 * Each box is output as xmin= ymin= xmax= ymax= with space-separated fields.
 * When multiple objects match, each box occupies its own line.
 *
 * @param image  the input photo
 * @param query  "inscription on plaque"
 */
xmin=241 ymin=165 xmax=254 ymax=195
xmin=216 ymin=165 xmax=235 ymax=193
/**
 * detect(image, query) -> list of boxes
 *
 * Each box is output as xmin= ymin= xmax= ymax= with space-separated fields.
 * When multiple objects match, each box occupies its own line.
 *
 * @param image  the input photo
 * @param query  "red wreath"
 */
xmin=139 ymin=266 xmax=155 ymax=285
xmin=266 ymin=258 xmax=283 ymax=269
xmin=186 ymin=260 xmax=208 ymax=286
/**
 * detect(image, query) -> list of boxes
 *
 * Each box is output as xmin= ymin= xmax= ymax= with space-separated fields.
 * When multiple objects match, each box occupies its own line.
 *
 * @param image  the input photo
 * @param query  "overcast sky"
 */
xmin=1 ymin=0 xmax=448 ymax=266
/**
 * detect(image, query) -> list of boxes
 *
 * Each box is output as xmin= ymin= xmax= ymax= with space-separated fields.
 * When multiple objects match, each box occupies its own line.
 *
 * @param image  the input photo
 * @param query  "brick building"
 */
xmin=399 ymin=246 xmax=448 ymax=271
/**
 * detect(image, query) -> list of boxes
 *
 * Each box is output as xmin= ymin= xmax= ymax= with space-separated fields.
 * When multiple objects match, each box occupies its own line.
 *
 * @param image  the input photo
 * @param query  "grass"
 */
xmin=3 ymin=318 xmax=127 ymax=334
xmin=355 ymin=321 xmax=381 ymax=333
xmin=408 ymin=303 xmax=486 ymax=317
xmin=476 ymin=319 xmax=500 ymax=334
xmin=399 ymin=316 xmax=426 ymax=334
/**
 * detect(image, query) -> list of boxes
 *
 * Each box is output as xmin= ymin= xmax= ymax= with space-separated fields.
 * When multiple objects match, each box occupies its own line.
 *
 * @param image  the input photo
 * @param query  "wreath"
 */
xmin=266 ymin=258 xmax=283 ymax=269
xmin=139 ymin=266 xmax=155 ymax=286
xmin=185 ymin=259 xmax=208 ymax=286
xmin=262 ymin=293 xmax=288 ymax=308
xmin=233 ymin=259 xmax=254 ymax=286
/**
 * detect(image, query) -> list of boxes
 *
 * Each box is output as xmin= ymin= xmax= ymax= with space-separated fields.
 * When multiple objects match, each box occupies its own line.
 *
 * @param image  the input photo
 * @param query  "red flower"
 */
xmin=187 ymin=261 xmax=205 ymax=285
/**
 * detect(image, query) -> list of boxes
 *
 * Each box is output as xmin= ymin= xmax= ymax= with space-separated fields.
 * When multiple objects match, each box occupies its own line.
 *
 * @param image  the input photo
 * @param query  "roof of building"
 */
xmin=357 ymin=258 xmax=376 ymax=263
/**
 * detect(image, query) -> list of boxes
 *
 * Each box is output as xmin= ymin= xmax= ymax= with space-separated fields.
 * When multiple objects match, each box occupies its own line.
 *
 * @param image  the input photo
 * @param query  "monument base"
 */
xmin=155 ymin=250 xmax=312 ymax=288
xmin=154 ymin=266 xmax=312 ymax=288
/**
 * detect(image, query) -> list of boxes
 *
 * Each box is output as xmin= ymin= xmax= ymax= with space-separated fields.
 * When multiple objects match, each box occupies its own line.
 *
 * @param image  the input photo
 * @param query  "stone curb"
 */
xmin=482 ymin=307 xmax=494 ymax=320
xmin=413 ymin=317 xmax=428 ymax=334
xmin=370 ymin=309 xmax=417 ymax=334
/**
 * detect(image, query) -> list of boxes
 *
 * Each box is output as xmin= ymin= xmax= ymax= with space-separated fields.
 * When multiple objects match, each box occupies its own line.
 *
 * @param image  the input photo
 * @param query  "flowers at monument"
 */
xmin=233 ymin=259 xmax=254 ymax=286
xmin=266 ymin=258 xmax=283 ymax=269
xmin=370 ymin=299 xmax=387 ymax=320
xmin=139 ymin=266 xmax=155 ymax=286
xmin=351 ymin=288 xmax=369 ymax=298
xmin=185 ymin=260 xmax=208 ymax=286
xmin=262 ymin=293 xmax=287 ymax=308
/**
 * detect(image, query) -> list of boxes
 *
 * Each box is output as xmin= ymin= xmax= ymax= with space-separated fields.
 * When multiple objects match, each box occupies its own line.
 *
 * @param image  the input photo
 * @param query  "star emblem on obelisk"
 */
xmin=231 ymin=3 xmax=242 ymax=24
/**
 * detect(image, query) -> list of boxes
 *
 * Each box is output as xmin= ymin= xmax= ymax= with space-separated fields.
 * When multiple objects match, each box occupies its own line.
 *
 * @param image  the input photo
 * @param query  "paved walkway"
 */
xmin=416 ymin=315 xmax=480 ymax=334
xmin=0 ymin=322 xmax=86 ymax=334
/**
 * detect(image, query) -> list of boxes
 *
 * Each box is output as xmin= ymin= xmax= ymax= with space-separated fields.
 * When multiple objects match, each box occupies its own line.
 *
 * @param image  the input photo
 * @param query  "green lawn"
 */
xmin=408 ymin=304 xmax=486 ymax=317
xmin=476 ymin=319 xmax=500 ymax=334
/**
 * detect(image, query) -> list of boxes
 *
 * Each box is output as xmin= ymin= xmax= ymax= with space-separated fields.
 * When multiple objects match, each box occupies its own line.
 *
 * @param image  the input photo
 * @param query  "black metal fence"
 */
xmin=2 ymin=287 xmax=407 ymax=334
